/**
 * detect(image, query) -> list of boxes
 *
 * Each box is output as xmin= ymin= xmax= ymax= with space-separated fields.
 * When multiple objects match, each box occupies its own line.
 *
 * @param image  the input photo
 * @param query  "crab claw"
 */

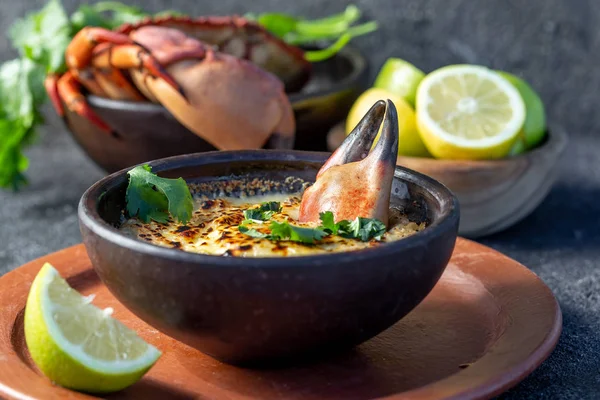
xmin=44 ymin=74 xmax=64 ymax=117
xmin=298 ymin=99 xmax=399 ymax=226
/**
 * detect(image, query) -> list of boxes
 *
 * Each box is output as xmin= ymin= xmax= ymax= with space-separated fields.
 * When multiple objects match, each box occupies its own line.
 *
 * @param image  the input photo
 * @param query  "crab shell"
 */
xmin=299 ymin=100 xmax=400 ymax=226
xmin=127 ymin=25 xmax=296 ymax=150
xmin=117 ymin=15 xmax=312 ymax=93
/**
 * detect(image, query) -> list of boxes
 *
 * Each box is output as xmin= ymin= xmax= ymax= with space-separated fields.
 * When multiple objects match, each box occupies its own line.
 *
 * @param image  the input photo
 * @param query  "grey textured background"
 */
xmin=1 ymin=1 xmax=599 ymax=399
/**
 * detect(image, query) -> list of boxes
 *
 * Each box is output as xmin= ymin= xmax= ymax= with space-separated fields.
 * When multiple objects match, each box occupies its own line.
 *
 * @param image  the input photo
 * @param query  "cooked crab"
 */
xmin=299 ymin=99 xmax=399 ymax=226
xmin=45 ymin=16 xmax=313 ymax=150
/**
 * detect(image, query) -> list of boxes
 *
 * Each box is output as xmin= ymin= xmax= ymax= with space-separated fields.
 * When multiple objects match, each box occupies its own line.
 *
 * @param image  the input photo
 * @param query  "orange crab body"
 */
xmin=46 ymin=16 xmax=312 ymax=150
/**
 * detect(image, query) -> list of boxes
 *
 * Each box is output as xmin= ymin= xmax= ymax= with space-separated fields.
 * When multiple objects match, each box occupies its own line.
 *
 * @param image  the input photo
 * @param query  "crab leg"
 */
xmin=66 ymin=27 xmax=186 ymax=99
xmin=44 ymin=74 xmax=64 ymax=117
xmin=56 ymin=72 xmax=113 ymax=135
xmin=65 ymin=28 xmax=133 ymax=69
xmin=298 ymin=99 xmax=399 ymax=226
xmin=92 ymin=66 xmax=146 ymax=101
xmin=91 ymin=44 xmax=186 ymax=99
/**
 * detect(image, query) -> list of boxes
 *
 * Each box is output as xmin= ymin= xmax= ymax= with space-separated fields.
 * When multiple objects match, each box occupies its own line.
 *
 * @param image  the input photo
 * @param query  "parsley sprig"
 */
xmin=125 ymin=165 xmax=193 ymax=224
xmin=238 ymin=203 xmax=386 ymax=244
xmin=239 ymin=220 xmax=329 ymax=244
xmin=243 ymin=201 xmax=282 ymax=222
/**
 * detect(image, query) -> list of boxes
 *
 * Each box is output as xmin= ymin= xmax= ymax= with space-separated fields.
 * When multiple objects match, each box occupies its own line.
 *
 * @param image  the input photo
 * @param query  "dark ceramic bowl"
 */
xmin=63 ymin=46 xmax=369 ymax=173
xmin=78 ymin=150 xmax=459 ymax=366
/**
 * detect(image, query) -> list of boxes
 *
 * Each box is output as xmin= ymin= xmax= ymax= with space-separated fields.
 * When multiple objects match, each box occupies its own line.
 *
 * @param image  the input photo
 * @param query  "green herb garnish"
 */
xmin=243 ymin=201 xmax=282 ymax=221
xmin=319 ymin=211 xmax=387 ymax=241
xmin=0 ymin=0 xmax=70 ymax=190
xmin=237 ymin=207 xmax=386 ymax=244
xmin=238 ymin=220 xmax=328 ymax=244
xmin=238 ymin=225 xmax=270 ymax=239
xmin=125 ymin=164 xmax=193 ymax=224
xmin=0 ymin=58 xmax=46 ymax=189
xmin=269 ymin=221 xmax=329 ymax=244
xmin=248 ymin=5 xmax=378 ymax=63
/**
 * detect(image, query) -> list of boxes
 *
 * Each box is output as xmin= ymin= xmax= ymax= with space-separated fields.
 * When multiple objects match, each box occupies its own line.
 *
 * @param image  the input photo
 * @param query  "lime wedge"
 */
xmin=373 ymin=58 xmax=425 ymax=107
xmin=24 ymin=263 xmax=161 ymax=393
xmin=497 ymin=71 xmax=547 ymax=150
xmin=415 ymin=64 xmax=526 ymax=160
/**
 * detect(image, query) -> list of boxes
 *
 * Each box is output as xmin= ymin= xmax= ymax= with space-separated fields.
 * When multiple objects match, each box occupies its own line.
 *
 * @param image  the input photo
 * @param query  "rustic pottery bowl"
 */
xmin=328 ymin=124 xmax=568 ymax=238
xmin=78 ymin=150 xmax=459 ymax=366
xmin=62 ymin=46 xmax=368 ymax=173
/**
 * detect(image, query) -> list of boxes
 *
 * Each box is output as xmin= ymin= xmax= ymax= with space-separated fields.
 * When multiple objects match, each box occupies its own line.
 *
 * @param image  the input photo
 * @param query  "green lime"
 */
xmin=24 ymin=263 xmax=161 ymax=393
xmin=508 ymin=134 xmax=527 ymax=156
xmin=373 ymin=58 xmax=425 ymax=107
xmin=497 ymin=71 xmax=547 ymax=150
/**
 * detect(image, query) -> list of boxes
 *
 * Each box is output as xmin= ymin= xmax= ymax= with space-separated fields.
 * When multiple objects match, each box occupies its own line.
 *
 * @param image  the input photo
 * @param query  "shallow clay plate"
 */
xmin=0 ymin=238 xmax=561 ymax=400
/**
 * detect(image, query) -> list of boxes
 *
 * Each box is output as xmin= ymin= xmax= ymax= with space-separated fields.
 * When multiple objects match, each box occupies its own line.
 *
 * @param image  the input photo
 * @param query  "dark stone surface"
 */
xmin=0 ymin=0 xmax=599 ymax=398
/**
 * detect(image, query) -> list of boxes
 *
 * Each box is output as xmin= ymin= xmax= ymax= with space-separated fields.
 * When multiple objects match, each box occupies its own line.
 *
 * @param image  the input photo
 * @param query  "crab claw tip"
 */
xmin=298 ymin=99 xmax=400 ymax=225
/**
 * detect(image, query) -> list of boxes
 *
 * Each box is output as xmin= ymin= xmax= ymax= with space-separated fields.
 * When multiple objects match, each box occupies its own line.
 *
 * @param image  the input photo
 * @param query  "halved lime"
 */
xmin=373 ymin=58 xmax=425 ymax=107
xmin=24 ymin=263 xmax=161 ymax=393
xmin=416 ymin=64 xmax=526 ymax=160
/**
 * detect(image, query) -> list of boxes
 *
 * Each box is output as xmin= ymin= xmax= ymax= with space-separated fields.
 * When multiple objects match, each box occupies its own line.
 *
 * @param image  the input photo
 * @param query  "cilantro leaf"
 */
xmin=238 ymin=209 xmax=387 ymax=245
xmin=9 ymin=0 xmax=72 ymax=74
xmin=0 ymin=0 xmax=69 ymax=190
xmin=125 ymin=165 xmax=193 ymax=224
xmin=0 ymin=58 xmax=46 ymax=190
xmin=0 ymin=121 xmax=30 ymax=189
xmin=243 ymin=201 xmax=282 ymax=221
xmin=318 ymin=211 xmax=338 ymax=234
xmin=87 ymin=2 xmax=149 ymax=28
xmin=269 ymin=221 xmax=328 ymax=244
xmin=70 ymin=5 xmax=118 ymax=32
xmin=319 ymin=211 xmax=387 ymax=241
xmin=238 ymin=225 xmax=270 ymax=239
xmin=339 ymin=217 xmax=387 ymax=241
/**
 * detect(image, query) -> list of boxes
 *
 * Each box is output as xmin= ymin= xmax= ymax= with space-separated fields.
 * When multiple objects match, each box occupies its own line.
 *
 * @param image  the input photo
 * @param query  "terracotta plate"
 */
xmin=0 ymin=238 xmax=561 ymax=400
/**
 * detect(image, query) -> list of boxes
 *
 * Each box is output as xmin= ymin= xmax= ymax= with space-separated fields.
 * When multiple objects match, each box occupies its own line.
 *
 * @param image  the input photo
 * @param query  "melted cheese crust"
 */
xmin=119 ymin=194 xmax=426 ymax=257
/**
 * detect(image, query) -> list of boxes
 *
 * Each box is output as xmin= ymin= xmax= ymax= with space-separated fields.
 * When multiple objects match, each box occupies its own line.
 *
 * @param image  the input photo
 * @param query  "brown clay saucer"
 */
xmin=0 ymin=238 xmax=561 ymax=400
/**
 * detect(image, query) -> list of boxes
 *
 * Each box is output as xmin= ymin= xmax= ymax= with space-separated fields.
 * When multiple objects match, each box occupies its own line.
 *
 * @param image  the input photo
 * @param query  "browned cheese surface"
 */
xmin=119 ymin=194 xmax=425 ymax=257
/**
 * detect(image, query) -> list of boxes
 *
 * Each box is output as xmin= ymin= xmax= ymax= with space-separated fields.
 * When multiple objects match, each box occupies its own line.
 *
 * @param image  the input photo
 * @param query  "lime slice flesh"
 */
xmin=24 ymin=263 xmax=161 ymax=393
xmin=415 ymin=64 xmax=526 ymax=160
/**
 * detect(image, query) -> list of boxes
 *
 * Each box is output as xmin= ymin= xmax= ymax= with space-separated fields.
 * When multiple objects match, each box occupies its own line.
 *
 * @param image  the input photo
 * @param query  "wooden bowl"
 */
xmin=61 ymin=46 xmax=369 ymax=174
xmin=78 ymin=150 xmax=459 ymax=365
xmin=328 ymin=124 xmax=568 ymax=238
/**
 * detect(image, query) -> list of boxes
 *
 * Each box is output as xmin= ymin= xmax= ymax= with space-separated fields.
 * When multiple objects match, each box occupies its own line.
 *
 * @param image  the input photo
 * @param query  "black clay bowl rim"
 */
xmin=85 ymin=45 xmax=368 ymax=111
xmin=78 ymin=150 xmax=459 ymax=268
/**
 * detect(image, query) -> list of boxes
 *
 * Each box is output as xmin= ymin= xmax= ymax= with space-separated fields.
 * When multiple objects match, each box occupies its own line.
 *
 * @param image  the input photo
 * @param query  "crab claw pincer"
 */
xmin=299 ymin=99 xmax=399 ymax=227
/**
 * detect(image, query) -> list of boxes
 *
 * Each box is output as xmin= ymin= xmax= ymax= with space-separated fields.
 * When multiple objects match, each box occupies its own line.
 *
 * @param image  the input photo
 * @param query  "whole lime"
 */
xmin=373 ymin=58 xmax=425 ymax=107
xmin=497 ymin=71 xmax=547 ymax=150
